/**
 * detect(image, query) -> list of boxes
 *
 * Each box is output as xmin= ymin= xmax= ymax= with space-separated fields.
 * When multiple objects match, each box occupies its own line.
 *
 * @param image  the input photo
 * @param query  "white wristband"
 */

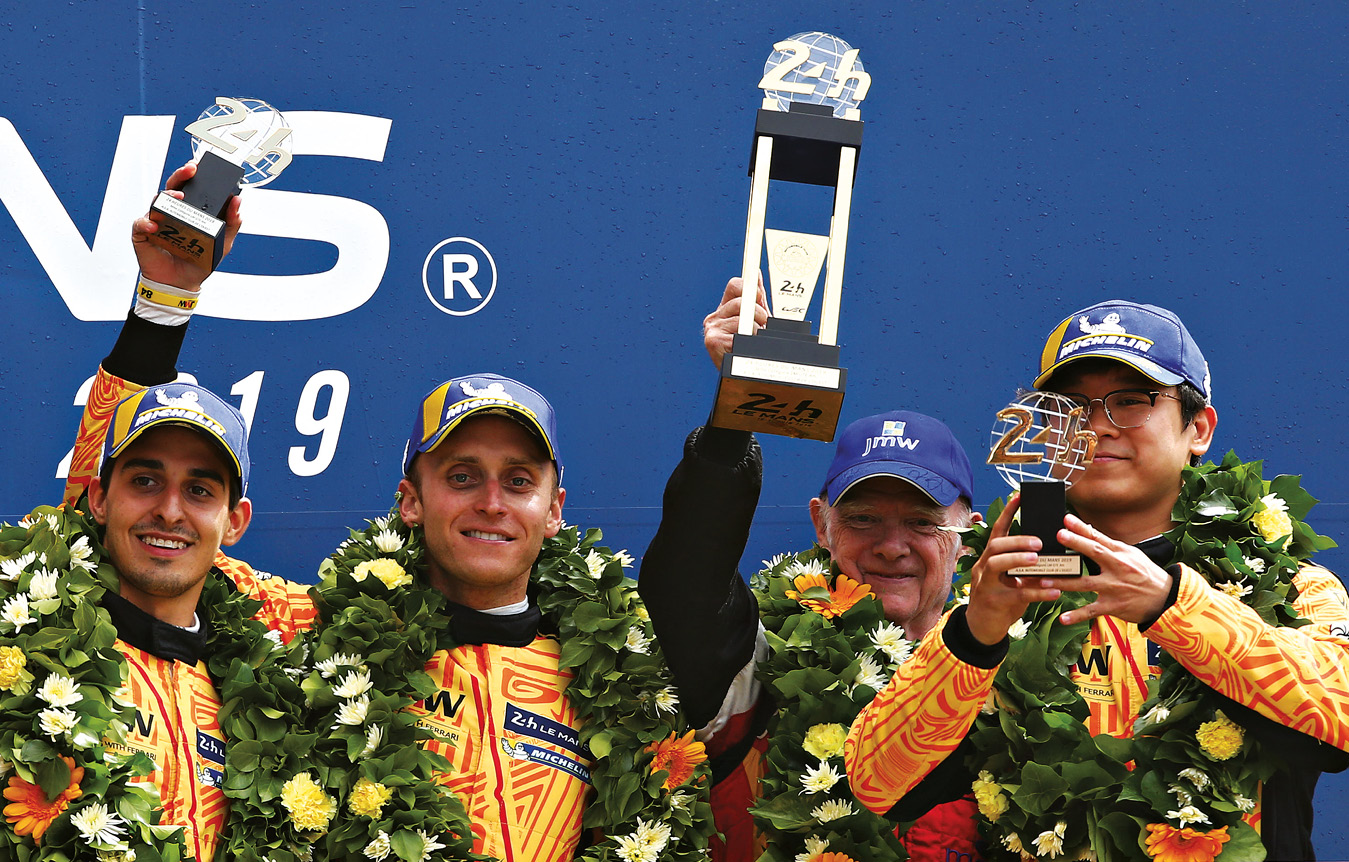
xmin=133 ymin=275 xmax=201 ymax=327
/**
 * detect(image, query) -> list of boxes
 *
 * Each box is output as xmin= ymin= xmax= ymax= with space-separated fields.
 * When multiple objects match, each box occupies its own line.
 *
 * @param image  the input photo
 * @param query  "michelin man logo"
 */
xmin=156 ymin=388 xmax=201 ymax=409
xmin=1078 ymin=312 xmax=1127 ymax=335
xmin=461 ymin=380 xmax=511 ymax=400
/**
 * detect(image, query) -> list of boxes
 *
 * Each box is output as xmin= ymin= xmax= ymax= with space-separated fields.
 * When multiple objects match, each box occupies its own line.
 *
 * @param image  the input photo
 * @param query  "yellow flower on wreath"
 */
xmin=1251 ymin=494 xmax=1294 ymax=543
xmin=646 ymin=729 xmax=707 ymax=790
xmin=348 ymin=777 xmax=394 ymax=818
xmin=280 ymin=772 xmax=338 ymax=832
xmin=1195 ymin=710 xmax=1244 ymax=761
xmin=0 ymin=645 xmax=27 ymax=691
xmin=1144 ymin=823 xmax=1230 ymax=862
xmin=971 ymin=769 xmax=1010 ymax=822
xmin=802 ymin=723 xmax=848 ymax=760
xmin=785 ymin=572 xmax=872 ymax=619
xmin=352 ymin=558 xmax=412 ymax=589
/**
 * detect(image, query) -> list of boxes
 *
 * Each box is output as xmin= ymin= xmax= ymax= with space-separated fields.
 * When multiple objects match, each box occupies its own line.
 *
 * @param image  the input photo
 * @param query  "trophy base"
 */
xmin=145 ymin=151 xmax=244 ymax=270
xmin=710 ymin=320 xmax=846 ymax=441
xmin=1009 ymin=554 xmax=1083 ymax=577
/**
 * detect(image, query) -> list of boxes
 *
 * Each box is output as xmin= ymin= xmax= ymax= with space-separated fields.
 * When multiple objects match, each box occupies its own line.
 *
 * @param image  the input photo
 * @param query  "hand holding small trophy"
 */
xmin=988 ymin=391 xmax=1098 ymax=576
xmin=147 ymin=97 xmax=292 ymax=270
xmin=709 ymin=32 xmax=870 ymax=442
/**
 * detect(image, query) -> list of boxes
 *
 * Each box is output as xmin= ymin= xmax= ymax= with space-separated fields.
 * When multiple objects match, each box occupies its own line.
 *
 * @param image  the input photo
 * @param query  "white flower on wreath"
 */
xmin=795 ymin=836 xmax=829 ymax=862
xmin=415 ymin=829 xmax=447 ymax=862
xmin=358 ymin=724 xmax=385 ymax=760
xmin=1259 ymin=493 xmax=1289 ymax=513
xmin=652 ymin=686 xmax=679 ymax=714
xmin=371 ymin=529 xmax=405 ymax=553
xmin=39 ymin=706 xmax=78 ymax=738
xmin=1001 ymin=832 xmax=1024 ymax=853
xmin=799 ymin=761 xmax=843 ymax=794
xmin=1033 ymin=821 xmax=1067 ymax=858
xmin=69 ymin=535 xmax=96 ymax=571
xmin=1 ymin=593 xmax=34 ymax=632
xmin=625 ymin=626 xmax=652 ymax=655
xmin=1218 ymin=581 xmax=1253 ymax=599
xmin=810 ymin=798 xmax=854 ymax=823
xmin=28 ymin=568 xmax=60 ymax=601
xmin=263 ymin=629 xmax=285 ymax=650
xmin=850 ymin=654 xmax=890 ymax=695
xmin=953 ymin=582 xmax=972 ymax=606
xmin=1168 ymin=784 xmax=1193 ymax=806
xmin=614 ymin=549 xmax=635 ymax=569
xmin=0 ymin=551 xmax=38 ymax=581
xmin=1234 ymin=793 xmax=1256 ymax=813
xmin=1007 ymin=618 xmax=1032 ymax=640
xmin=762 ymin=553 xmax=788 ymax=570
xmin=333 ymin=669 xmax=374 ymax=699
xmin=363 ymin=830 xmax=391 ymax=861
xmin=1178 ymin=767 xmax=1210 ymax=791
xmin=615 ymin=817 xmax=673 ymax=862
xmin=334 ymin=695 xmax=371 ymax=728
xmin=870 ymin=622 xmax=914 ymax=664
xmin=584 ymin=549 xmax=608 ymax=579
xmin=316 ymin=653 xmax=363 ymax=679
xmin=1140 ymin=705 xmax=1170 ymax=726
xmin=1243 ymin=555 xmax=1267 ymax=573
xmin=1167 ymin=805 xmax=1210 ymax=828
xmin=37 ymin=672 xmax=83 ymax=707
xmin=71 ymin=801 xmax=128 ymax=847
xmin=784 ymin=558 xmax=827 ymax=578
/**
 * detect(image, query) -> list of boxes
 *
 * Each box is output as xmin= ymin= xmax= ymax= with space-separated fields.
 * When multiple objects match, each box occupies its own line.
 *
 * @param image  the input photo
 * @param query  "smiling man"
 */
xmin=637 ymin=277 xmax=982 ymax=862
xmin=845 ymin=300 xmax=1349 ymax=861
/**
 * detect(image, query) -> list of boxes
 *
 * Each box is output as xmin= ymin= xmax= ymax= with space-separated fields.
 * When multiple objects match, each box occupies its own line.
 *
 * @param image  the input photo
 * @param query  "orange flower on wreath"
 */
xmin=3 ymin=755 xmax=84 ymax=843
xmin=806 ymin=853 xmax=859 ymax=862
xmin=646 ymin=730 xmax=707 ymax=790
xmin=1144 ymin=823 xmax=1230 ymax=862
xmin=785 ymin=572 xmax=872 ymax=619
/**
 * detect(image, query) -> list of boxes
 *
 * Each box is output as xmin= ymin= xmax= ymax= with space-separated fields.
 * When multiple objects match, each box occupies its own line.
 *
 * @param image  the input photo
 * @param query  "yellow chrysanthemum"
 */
xmin=348 ymin=777 xmax=394 ymax=818
xmin=0 ymin=646 xmax=27 ymax=691
xmin=280 ymin=772 xmax=337 ymax=832
xmin=352 ymin=558 xmax=412 ymax=589
xmin=784 ymin=573 xmax=872 ymax=619
xmin=971 ymin=770 xmax=1010 ymax=822
xmin=1195 ymin=711 xmax=1244 ymax=761
xmin=802 ymin=723 xmax=848 ymax=760
xmin=1251 ymin=506 xmax=1293 ymax=544
xmin=646 ymin=730 xmax=707 ymax=790
xmin=1144 ymin=823 xmax=1230 ymax=862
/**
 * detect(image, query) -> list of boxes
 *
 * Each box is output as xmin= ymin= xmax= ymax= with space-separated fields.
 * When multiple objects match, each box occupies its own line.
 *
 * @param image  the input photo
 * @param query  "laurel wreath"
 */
xmin=952 ymin=452 xmax=1337 ymax=861
xmin=0 ymin=503 xmax=293 ymax=862
xmin=748 ymin=551 xmax=913 ymax=862
xmin=236 ymin=506 xmax=718 ymax=862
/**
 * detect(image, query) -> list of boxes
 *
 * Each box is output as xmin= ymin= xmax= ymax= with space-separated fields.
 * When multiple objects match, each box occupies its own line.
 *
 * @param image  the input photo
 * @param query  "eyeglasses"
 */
xmin=1060 ymin=389 xmax=1181 ymax=429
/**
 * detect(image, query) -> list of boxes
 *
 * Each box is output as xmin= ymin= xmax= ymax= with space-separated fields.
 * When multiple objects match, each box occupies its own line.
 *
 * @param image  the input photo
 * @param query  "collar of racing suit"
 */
xmin=102 ymin=583 xmax=211 ymax=664
xmin=443 ymin=595 xmax=548 ymax=647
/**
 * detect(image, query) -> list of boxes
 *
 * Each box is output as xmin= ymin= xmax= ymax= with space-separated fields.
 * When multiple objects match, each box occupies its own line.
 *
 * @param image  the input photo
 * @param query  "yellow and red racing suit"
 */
xmin=845 ymin=539 xmax=1349 ymax=859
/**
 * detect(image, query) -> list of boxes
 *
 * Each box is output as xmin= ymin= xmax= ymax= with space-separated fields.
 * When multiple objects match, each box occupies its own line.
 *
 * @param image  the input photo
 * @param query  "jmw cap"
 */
xmin=821 ymin=410 xmax=974 ymax=507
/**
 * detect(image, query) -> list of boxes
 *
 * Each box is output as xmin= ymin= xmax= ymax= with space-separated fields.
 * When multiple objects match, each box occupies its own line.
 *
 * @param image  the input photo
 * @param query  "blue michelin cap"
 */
xmin=103 ymin=383 xmax=251 ymax=495
xmin=1033 ymin=300 xmax=1211 ymax=401
xmin=403 ymin=373 xmax=562 ymax=481
xmin=821 ymin=410 xmax=974 ymax=507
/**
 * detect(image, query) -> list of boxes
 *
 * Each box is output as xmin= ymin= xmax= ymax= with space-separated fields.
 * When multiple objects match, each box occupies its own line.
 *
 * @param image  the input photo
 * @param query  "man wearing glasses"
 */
xmin=846 ymin=300 xmax=1349 ymax=860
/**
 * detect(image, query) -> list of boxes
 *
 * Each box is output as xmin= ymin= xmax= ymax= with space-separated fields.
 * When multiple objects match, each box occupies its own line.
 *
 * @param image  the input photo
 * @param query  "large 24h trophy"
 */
xmin=987 ymin=391 xmax=1098 ymax=576
xmin=147 ymin=97 xmax=293 ymax=269
xmin=710 ymin=32 xmax=870 ymax=441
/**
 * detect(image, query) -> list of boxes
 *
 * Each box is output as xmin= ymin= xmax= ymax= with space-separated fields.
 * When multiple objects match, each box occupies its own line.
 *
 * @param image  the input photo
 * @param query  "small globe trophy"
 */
xmin=710 ymin=32 xmax=871 ymax=442
xmin=988 ymin=391 xmax=1098 ymax=576
xmin=148 ymin=97 xmax=293 ymax=269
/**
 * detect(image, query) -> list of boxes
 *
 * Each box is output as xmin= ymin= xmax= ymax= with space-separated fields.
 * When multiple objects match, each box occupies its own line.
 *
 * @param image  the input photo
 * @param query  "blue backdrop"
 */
xmin=2 ymin=2 xmax=1347 ymax=855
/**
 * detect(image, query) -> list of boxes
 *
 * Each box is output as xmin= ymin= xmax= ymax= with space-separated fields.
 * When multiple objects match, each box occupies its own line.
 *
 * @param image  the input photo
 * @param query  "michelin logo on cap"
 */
xmin=1057 ymin=313 xmax=1155 ymax=361
xmin=129 ymin=388 xmax=227 ymax=436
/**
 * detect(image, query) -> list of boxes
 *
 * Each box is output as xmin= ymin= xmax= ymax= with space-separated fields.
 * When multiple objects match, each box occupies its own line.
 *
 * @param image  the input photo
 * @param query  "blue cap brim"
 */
xmin=827 ymin=462 xmax=961 ymax=507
